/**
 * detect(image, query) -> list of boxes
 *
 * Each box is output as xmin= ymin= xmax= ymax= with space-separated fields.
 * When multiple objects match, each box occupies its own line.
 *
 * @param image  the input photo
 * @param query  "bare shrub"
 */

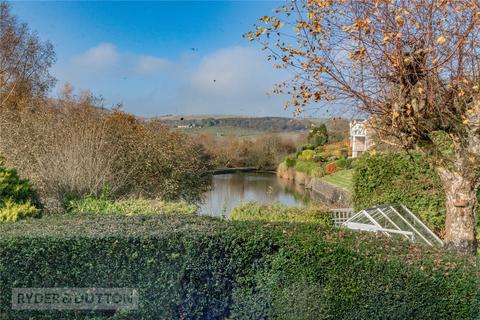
xmin=0 ymin=93 xmax=211 ymax=211
xmin=197 ymin=132 xmax=298 ymax=169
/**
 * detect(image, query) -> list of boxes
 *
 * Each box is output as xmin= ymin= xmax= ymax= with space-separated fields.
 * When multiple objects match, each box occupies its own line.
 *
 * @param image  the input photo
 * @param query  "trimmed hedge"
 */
xmin=0 ymin=214 xmax=478 ymax=319
xmin=353 ymin=153 xmax=447 ymax=232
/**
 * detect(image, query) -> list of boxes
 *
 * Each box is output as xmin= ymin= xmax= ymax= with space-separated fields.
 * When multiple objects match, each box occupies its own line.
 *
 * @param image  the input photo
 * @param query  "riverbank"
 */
xmin=277 ymin=162 xmax=352 ymax=207
xmin=209 ymin=167 xmax=276 ymax=175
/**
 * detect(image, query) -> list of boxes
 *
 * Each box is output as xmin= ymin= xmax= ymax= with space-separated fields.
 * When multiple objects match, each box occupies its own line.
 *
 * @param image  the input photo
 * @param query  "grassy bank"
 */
xmin=229 ymin=202 xmax=332 ymax=225
xmin=320 ymin=169 xmax=353 ymax=191
xmin=67 ymin=197 xmax=197 ymax=216
xmin=0 ymin=214 xmax=477 ymax=319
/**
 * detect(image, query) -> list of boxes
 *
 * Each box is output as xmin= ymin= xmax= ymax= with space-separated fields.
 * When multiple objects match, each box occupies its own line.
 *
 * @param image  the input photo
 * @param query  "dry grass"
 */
xmin=322 ymin=139 xmax=351 ymax=157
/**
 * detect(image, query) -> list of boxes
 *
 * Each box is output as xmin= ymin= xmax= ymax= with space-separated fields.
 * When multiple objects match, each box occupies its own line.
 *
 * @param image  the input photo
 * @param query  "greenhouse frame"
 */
xmin=333 ymin=204 xmax=443 ymax=247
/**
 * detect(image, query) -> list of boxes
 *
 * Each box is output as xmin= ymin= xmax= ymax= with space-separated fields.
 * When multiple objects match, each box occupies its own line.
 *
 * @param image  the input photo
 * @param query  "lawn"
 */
xmin=320 ymin=169 xmax=353 ymax=191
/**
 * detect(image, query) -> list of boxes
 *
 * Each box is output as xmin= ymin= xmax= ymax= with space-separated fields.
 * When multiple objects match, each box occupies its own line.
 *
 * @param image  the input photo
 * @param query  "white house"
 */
xmin=350 ymin=119 xmax=369 ymax=157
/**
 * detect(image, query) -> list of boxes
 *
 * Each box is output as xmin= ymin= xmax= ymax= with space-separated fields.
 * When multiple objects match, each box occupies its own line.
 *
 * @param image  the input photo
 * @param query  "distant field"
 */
xmin=181 ymin=126 xmax=265 ymax=137
xmin=157 ymin=114 xmax=248 ymax=121
xmin=320 ymin=169 xmax=353 ymax=191
xmin=156 ymin=115 xmax=339 ymax=135
xmin=178 ymin=125 xmax=308 ymax=138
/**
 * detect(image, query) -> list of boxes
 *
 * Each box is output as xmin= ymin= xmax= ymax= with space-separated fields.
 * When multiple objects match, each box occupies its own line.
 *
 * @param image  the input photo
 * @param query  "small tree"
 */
xmin=0 ymin=2 xmax=55 ymax=108
xmin=308 ymin=123 xmax=329 ymax=147
xmin=249 ymin=0 xmax=480 ymax=254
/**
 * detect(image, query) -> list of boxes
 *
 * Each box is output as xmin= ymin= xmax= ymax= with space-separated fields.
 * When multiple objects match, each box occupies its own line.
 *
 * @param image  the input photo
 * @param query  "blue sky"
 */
xmin=10 ymin=1 xmax=296 ymax=117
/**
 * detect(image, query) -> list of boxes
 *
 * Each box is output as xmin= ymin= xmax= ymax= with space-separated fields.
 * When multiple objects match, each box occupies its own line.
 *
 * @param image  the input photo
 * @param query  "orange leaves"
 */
xmin=349 ymin=47 xmax=366 ymax=61
xmin=436 ymin=35 xmax=447 ymax=44
xmin=354 ymin=17 xmax=371 ymax=31
xmin=273 ymin=17 xmax=283 ymax=30
xmin=395 ymin=15 xmax=404 ymax=28
xmin=293 ymin=20 xmax=309 ymax=32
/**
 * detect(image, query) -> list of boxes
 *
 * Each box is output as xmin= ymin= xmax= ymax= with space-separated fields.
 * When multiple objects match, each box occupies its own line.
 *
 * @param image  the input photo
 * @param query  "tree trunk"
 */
xmin=437 ymin=168 xmax=478 ymax=255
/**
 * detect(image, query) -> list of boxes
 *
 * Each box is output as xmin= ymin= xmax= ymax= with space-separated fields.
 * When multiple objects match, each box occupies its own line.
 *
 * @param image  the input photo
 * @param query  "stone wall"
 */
xmin=277 ymin=163 xmax=352 ymax=207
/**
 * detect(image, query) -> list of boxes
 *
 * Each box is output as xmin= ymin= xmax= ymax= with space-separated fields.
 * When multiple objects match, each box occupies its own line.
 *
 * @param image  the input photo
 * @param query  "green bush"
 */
xmin=229 ymin=202 xmax=332 ymax=225
xmin=297 ymin=149 xmax=316 ymax=161
xmin=0 ymin=162 xmax=37 ymax=206
xmin=353 ymin=152 xmax=447 ymax=232
xmin=0 ymin=214 xmax=477 ymax=319
xmin=285 ymin=158 xmax=297 ymax=168
xmin=335 ymin=158 xmax=347 ymax=169
xmin=230 ymin=232 xmax=479 ymax=320
xmin=345 ymin=157 xmax=355 ymax=169
xmin=0 ymin=162 xmax=39 ymax=222
xmin=68 ymin=197 xmax=197 ymax=215
xmin=308 ymin=124 xmax=329 ymax=147
xmin=0 ymin=199 xmax=39 ymax=222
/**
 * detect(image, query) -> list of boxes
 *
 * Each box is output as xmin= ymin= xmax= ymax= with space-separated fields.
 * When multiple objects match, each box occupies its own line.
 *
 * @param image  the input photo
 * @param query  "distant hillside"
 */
xmin=157 ymin=116 xmax=323 ymax=132
xmin=152 ymin=115 xmax=350 ymax=141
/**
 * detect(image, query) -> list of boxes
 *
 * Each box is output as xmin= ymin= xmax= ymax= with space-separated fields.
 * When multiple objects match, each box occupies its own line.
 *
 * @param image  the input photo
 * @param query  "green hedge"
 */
xmin=353 ymin=153 xmax=448 ymax=232
xmin=0 ymin=214 xmax=478 ymax=319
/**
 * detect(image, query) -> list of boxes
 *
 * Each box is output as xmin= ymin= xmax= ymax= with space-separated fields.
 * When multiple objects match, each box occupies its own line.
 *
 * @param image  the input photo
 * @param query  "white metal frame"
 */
xmin=330 ymin=208 xmax=355 ymax=225
xmin=341 ymin=204 xmax=443 ymax=247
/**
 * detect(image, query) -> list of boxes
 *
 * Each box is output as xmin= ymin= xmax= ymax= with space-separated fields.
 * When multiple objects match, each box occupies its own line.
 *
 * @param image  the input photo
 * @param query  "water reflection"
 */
xmin=198 ymin=172 xmax=324 ymax=217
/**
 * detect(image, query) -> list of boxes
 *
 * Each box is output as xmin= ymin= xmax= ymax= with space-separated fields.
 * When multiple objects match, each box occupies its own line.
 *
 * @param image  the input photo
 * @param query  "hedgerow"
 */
xmin=353 ymin=152 xmax=447 ymax=233
xmin=0 ymin=214 xmax=477 ymax=319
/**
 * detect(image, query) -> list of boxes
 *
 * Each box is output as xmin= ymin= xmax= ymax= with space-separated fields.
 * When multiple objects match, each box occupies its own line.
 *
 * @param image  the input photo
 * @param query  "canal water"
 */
xmin=197 ymin=172 xmax=323 ymax=217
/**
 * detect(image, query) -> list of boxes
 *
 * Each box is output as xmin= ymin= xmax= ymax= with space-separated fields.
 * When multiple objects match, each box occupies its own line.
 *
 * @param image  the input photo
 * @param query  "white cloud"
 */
xmin=67 ymin=43 xmax=171 ymax=76
xmin=135 ymin=55 xmax=170 ymax=75
xmin=190 ymin=46 xmax=258 ymax=96
xmin=73 ymin=43 xmax=119 ymax=68
xmin=176 ymin=46 xmax=291 ymax=116
xmin=53 ymin=44 xmax=294 ymax=117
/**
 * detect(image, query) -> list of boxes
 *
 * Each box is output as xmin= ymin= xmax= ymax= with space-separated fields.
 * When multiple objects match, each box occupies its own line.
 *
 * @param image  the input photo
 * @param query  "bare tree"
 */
xmin=249 ymin=0 xmax=480 ymax=254
xmin=0 ymin=2 xmax=55 ymax=108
